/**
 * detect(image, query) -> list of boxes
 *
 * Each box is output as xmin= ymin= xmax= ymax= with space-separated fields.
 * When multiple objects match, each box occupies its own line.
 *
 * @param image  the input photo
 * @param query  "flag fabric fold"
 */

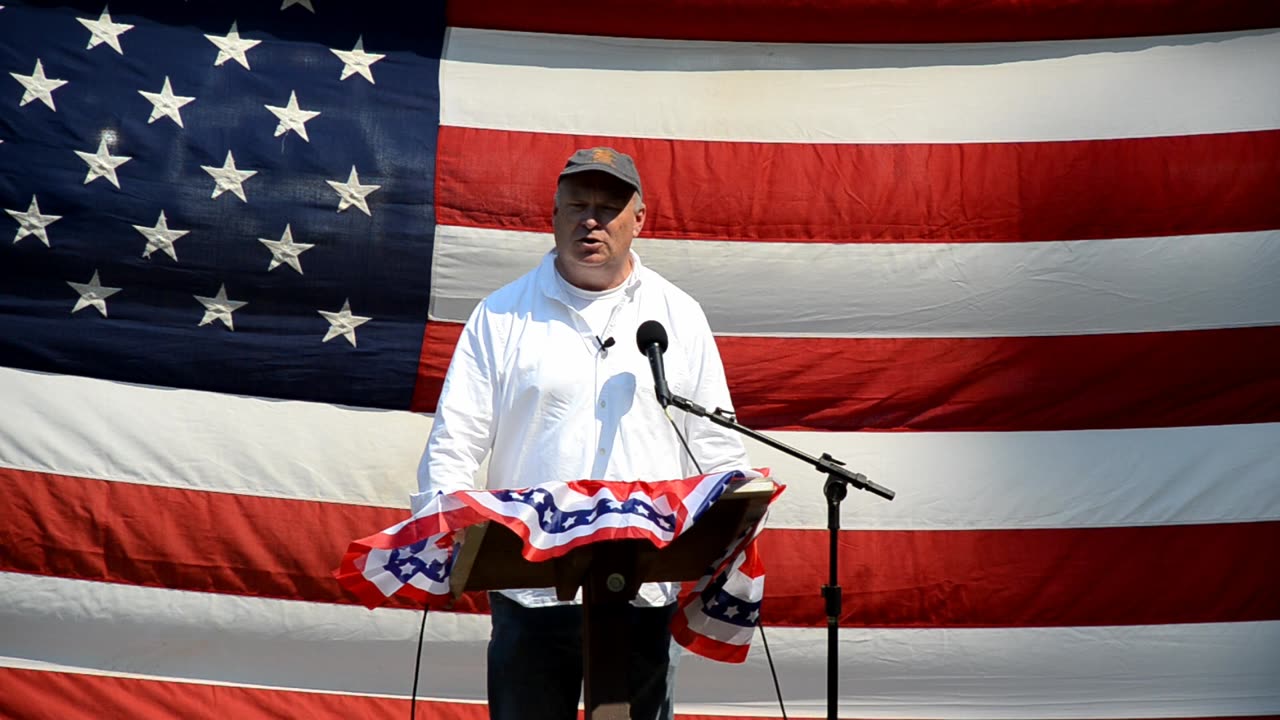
xmin=3 ymin=1 xmax=1279 ymax=717
xmin=671 ymin=517 xmax=773 ymax=664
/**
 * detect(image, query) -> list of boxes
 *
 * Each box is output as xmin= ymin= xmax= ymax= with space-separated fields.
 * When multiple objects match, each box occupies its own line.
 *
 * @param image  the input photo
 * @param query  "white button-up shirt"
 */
xmin=415 ymin=250 xmax=750 ymax=607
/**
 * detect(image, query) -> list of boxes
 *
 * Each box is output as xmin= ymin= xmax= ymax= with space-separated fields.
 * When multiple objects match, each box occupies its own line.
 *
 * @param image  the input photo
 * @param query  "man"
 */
xmin=415 ymin=147 xmax=750 ymax=720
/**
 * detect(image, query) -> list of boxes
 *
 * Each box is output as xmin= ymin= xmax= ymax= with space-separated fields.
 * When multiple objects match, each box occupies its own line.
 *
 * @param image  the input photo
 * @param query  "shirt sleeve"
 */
xmin=412 ymin=303 xmax=497 ymax=513
xmin=680 ymin=305 xmax=752 ymax=477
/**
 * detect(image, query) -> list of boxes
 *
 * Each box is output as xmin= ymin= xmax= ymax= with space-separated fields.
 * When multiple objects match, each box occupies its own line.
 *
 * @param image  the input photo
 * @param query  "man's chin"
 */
xmin=570 ymin=252 xmax=610 ymax=267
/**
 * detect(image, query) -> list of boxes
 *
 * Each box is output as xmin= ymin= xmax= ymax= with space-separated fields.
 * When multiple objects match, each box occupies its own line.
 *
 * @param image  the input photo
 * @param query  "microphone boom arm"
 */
xmin=665 ymin=393 xmax=895 ymax=501
xmin=666 ymin=389 xmax=893 ymax=720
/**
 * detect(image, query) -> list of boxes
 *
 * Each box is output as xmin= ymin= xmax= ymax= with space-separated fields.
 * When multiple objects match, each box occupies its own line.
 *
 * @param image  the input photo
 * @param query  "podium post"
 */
xmin=449 ymin=478 xmax=776 ymax=720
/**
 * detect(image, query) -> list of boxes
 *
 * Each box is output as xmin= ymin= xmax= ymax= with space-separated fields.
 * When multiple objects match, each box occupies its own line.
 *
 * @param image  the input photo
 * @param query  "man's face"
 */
xmin=552 ymin=172 xmax=645 ymax=291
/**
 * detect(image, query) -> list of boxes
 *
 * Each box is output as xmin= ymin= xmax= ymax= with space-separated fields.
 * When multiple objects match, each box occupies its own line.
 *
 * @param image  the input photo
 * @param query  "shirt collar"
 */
xmin=539 ymin=249 xmax=644 ymax=305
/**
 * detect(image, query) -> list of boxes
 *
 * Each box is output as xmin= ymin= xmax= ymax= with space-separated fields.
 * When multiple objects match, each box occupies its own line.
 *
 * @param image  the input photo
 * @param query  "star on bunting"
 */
xmin=205 ymin=21 xmax=261 ymax=70
xmin=281 ymin=0 xmax=315 ymax=11
xmin=265 ymin=91 xmax=320 ymax=142
xmin=134 ymin=210 xmax=189 ymax=260
xmin=6 ymin=196 xmax=62 ymax=246
xmin=67 ymin=270 xmax=122 ymax=317
xmin=195 ymin=284 xmax=247 ymax=330
xmin=75 ymin=136 xmax=132 ymax=188
xmin=331 ymin=35 xmax=384 ymax=84
xmin=77 ymin=6 xmax=134 ymax=54
xmin=319 ymin=299 xmax=371 ymax=347
xmin=326 ymin=166 xmax=381 ymax=216
xmin=139 ymin=76 xmax=195 ymax=127
xmin=10 ymin=59 xmax=69 ymax=111
xmin=259 ymin=223 xmax=314 ymax=273
xmin=201 ymin=150 xmax=257 ymax=202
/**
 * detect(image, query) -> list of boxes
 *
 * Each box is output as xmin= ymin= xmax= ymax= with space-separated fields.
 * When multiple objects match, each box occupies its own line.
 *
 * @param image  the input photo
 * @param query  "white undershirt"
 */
xmin=555 ymin=267 xmax=632 ymax=341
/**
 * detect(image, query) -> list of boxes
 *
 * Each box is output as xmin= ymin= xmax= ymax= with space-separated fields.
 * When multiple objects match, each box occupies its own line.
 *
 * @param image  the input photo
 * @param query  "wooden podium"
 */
xmin=449 ymin=476 xmax=776 ymax=720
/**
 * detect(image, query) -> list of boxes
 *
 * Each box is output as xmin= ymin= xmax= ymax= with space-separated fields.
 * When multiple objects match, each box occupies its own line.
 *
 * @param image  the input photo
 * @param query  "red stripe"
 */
xmin=414 ymin=322 xmax=1280 ymax=432
xmin=447 ymin=0 xmax=1280 ymax=44
xmin=4 ymin=669 xmax=1276 ymax=720
xmin=435 ymin=127 xmax=1280 ymax=244
xmin=759 ymin=524 xmax=1280 ymax=628
xmin=0 ymin=467 xmax=484 ymax=615
xmin=5 ymin=468 xmax=1278 ymax=628
xmin=0 ymin=667 xmax=479 ymax=720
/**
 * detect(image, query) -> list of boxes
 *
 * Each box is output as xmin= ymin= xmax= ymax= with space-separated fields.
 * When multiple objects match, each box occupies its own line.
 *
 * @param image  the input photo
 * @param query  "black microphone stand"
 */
xmin=663 ymin=392 xmax=895 ymax=720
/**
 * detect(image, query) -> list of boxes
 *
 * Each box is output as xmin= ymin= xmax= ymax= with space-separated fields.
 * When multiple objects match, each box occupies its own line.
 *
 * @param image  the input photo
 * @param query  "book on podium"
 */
xmin=448 ymin=474 xmax=777 ymax=720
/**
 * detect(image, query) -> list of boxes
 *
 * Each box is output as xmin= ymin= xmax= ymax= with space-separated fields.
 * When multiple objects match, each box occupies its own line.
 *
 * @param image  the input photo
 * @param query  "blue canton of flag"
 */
xmin=0 ymin=1 xmax=445 ymax=409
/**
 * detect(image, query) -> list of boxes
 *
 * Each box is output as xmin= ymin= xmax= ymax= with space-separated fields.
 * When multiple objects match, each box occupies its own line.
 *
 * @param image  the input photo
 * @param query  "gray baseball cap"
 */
xmin=558 ymin=146 xmax=642 ymax=198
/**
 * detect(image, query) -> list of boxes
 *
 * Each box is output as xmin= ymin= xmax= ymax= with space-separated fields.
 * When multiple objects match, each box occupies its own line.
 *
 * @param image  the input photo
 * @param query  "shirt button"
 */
xmin=599 ymin=399 xmax=607 ymax=408
xmin=598 ymin=448 xmax=606 ymax=456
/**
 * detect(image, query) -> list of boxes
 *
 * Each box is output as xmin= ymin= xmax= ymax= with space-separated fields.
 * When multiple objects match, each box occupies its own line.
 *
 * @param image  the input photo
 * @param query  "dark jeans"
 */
xmin=487 ymin=592 xmax=678 ymax=720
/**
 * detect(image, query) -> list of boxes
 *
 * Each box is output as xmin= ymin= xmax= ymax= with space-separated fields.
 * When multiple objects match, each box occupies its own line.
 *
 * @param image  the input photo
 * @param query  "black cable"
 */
xmin=409 ymin=606 xmax=429 ymax=720
xmin=757 ymin=618 xmax=789 ymax=719
xmin=669 ymin=409 xmax=787 ymax=715
xmin=665 ymin=409 xmax=703 ymax=476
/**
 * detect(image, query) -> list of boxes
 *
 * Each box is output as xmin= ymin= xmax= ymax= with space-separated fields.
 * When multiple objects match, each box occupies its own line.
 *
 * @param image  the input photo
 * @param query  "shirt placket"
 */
xmin=591 ymin=297 xmax=629 ymax=462
xmin=552 ymin=292 xmax=626 ymax=468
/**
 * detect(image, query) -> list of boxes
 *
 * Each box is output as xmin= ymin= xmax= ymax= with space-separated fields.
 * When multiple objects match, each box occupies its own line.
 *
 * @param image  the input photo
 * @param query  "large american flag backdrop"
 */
xmin=2 ymin=1 xmax=1278 ymax=718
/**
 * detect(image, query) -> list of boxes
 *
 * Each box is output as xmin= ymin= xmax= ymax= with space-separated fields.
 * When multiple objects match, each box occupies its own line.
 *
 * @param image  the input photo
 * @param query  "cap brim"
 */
xmin=558 ymin=164 xmax=642 ymax=195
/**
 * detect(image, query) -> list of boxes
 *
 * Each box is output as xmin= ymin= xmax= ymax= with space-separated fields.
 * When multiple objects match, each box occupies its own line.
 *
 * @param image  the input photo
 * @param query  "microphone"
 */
xmin=635 ymin=320 xmax=671 ymax=407
xmin=596 ymin=335 xmax=616 ymax=353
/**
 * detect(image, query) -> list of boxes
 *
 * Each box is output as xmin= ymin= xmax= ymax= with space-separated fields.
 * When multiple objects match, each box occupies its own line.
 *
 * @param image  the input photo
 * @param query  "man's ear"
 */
xmin=633 ymin=204 xmax=646 ymax=237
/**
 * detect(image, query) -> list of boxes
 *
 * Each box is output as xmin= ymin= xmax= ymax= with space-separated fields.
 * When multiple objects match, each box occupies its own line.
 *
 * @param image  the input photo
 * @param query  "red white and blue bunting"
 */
xmin=335 ymin=470 xmax=782 ymax=663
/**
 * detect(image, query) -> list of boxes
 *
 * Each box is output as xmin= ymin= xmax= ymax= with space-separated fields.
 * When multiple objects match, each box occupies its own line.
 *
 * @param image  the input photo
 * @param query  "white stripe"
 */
xmin=0 ymin=367 xmax=430 ymax=509
xmin=761 ymin=422 xmax=1280 ymax=530
xmin=4 ymin=573 xmax=1276 ymax=718
xmin=2 ymin=367 xmax=1277 ymax=530
xmin=430 ymin=226 xmax=1280 ymax=338
xmin=441 ymin=28 xmax=1280 ymax=143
